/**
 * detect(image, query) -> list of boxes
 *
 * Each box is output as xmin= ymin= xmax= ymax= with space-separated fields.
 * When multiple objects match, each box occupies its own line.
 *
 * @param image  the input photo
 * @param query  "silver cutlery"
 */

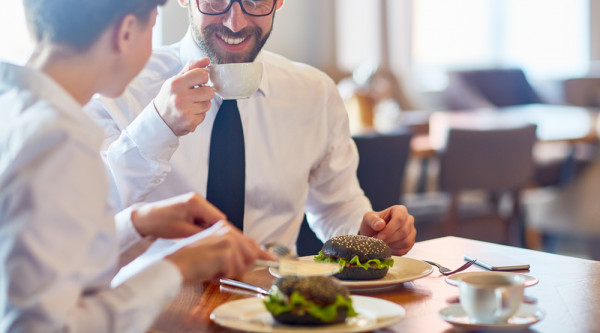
xmin=264 ymin=242 xmax=297 ymax=259
xmin=254 ymin=242 xmax=296 ymax=269
xmin=423 ymin=259 xmax=477 ymax=276
xmin=219 ymin=278 xmax=272 ymax=295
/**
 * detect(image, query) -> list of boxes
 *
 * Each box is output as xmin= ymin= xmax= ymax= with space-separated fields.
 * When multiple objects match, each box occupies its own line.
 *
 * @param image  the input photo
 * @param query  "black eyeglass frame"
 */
xmin=196 ymin=0 xmax=277 ymax=17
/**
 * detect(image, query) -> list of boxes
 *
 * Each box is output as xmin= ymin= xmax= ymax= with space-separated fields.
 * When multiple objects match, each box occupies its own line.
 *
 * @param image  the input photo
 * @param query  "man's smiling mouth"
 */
xmin=217 ymin=33 xmax=247 ymax=45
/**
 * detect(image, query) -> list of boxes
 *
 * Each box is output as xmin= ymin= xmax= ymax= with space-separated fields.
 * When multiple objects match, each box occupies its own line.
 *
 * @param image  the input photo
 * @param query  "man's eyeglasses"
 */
xmin=197 ymin=0 xmax=277 ymax=17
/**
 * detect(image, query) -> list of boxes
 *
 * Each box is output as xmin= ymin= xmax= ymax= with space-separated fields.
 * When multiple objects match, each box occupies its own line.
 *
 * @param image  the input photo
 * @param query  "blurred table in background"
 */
xmin=409 ymin=104 xmax=600 ymax=193
xmin=413 ymin=104 xmax=598 ymax=156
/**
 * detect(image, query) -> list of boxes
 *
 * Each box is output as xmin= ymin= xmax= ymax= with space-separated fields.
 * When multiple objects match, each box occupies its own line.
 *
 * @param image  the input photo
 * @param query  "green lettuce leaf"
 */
xmin=263 ymin=288 xmax=357 ymax=322
xmin=314 ymin=250 xmax=394 ymax=272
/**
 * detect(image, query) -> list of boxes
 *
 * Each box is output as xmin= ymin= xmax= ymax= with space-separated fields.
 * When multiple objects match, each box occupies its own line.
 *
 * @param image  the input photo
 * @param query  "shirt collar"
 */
xmin=0 ymin=62 xmax=84 ymax=116
xmin=178 ymin=29 xmax=269 ymax=98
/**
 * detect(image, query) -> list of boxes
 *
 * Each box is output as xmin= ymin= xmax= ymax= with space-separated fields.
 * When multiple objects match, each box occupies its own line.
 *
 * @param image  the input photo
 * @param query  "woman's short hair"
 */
xmin=24 ymin=0 xmax=168 ymax=52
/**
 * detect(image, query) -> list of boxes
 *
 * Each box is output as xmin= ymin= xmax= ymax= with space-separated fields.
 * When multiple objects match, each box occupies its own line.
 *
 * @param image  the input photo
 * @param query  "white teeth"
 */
xmin=221 ymin=35 xmax=245 ymax=45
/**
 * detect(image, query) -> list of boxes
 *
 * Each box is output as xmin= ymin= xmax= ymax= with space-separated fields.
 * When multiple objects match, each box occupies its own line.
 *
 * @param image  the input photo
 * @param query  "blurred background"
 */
xmin=4 ymin=0 xmax=600 ymax=258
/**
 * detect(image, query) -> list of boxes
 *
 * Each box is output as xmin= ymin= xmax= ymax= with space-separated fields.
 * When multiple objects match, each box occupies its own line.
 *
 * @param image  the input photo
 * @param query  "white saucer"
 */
xmin=445 ymin=271 xmax=539 ymax=287
xmin=439 ymin=303 xmax=545 ymax=332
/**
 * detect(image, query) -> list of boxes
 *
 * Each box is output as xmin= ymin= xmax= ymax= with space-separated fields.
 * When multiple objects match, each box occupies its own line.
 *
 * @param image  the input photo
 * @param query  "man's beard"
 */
xmin=190 ymin=17 xmax=272 ymax=64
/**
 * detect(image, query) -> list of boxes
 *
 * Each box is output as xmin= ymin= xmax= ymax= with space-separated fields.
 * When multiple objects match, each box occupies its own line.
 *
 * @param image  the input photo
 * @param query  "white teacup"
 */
xmin=208 ymin=62 xmax=263 ymax=100
xmin=458 ymin=273 xmax=525 ymax=324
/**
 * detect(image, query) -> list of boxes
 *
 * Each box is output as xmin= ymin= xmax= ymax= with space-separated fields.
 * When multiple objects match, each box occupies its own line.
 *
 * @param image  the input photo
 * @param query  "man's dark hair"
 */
xmin=23 ymin=0 xmax=168 ymax=52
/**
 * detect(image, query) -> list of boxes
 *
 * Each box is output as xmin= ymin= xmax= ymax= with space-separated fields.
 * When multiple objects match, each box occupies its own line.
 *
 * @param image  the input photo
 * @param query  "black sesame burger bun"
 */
xmin=334 ymin=265 xmax=389 ymax=280
xmin=322 ymin=235 xmax=392 ymax=262
xmin=266 ymin=276 xmax=353 ymax=325
xmin=274 ymin=275 xmax=350 ymax=303
xmin=272 ymin=307 xmax=349 ymax=325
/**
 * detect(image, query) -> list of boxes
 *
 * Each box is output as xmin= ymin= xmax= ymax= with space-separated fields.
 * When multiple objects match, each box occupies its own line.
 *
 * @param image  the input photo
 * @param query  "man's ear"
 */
xmin=178 ymin=0 xmax=190 ymax=8
xmin=113 ymin=14 xmax=137 ymax=53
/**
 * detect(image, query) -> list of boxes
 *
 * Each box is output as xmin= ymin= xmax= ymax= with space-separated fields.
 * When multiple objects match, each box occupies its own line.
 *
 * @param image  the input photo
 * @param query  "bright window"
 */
xmin=335 ymin=0 xmax=382 ymax=72
xmin=412 ymin=0 xmax=590 ymax=91
xmin=0 ymin=0 xmax=31 ymax=64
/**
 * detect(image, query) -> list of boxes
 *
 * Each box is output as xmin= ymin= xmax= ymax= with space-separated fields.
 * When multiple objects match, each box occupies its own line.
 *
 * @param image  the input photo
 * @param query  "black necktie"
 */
xmin=206 ymin=100 xmax=245 ymax=230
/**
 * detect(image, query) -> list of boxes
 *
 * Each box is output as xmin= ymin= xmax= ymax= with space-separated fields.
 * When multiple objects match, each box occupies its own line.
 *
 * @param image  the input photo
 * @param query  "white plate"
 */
xmin=210 ymin=295 xmax=405 ymax=333
xmin=445 ymin=271 xmax=539 ymax=287
xmin=270 ymin=256 xmax=433 ymax=291
xmin=439 ymin=303 xmax=544 ymax=332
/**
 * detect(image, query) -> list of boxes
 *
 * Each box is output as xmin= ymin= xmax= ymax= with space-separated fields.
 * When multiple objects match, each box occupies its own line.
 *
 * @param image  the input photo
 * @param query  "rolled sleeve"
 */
xmin=114 ymin=204 xmax=145 ymax=253
xmin=126 ymin=104 xmax=180 ymax=161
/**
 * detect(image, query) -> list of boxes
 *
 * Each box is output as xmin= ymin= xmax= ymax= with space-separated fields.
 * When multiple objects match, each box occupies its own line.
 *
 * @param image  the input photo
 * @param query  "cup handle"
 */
xmin=494 ymin=289 xmax=511 ymax=317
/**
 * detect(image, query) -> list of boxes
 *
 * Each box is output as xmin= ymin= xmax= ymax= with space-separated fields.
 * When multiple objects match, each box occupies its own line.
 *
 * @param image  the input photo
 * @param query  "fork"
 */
xmin=264 ymin=242 xmax=297 ymax=259
xmin=254 ymin=243 xmax=297 ymax=268
xmin=423 ymin=259 xmax=477 ymax=276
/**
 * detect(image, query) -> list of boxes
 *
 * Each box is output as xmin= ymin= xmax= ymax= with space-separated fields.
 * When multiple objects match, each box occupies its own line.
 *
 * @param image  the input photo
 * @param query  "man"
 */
xmin=0 ymin=0 xmax=271 ymax=331
xmin=87 ymin=0 xmax=416 ymax=255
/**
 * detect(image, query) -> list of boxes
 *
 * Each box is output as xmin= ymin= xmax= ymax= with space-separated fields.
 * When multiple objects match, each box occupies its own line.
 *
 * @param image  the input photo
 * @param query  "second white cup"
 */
xmin=458 ymin=273 xmax=525 ymax=324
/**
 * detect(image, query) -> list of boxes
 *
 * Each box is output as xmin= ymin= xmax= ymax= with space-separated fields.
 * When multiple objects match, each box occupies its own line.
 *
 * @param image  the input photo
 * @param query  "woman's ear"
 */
xmin=276 ymin=0 xmax=285 ymax=10
xmin=113 ymin=14 xmax=137 ymax=53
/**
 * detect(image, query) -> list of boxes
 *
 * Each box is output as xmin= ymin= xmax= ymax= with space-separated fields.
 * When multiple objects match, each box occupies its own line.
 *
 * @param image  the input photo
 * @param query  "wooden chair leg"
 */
xmin=444 ymin=193 xmax=459 ymax=236
xmin=505 ymin=190 xmax=525 ymax=247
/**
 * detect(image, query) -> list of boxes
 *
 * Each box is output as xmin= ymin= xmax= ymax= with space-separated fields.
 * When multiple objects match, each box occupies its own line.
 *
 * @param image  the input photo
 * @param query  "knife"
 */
xmin=220 ymin=278 xmax=271 ymax=295
xmin=254 ymin=258 xmax=340 ymax=276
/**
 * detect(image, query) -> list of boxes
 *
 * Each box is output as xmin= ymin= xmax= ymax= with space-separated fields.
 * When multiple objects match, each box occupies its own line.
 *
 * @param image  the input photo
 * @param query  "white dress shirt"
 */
xmin=0 ymin=63 xmax=182 ymax=332
xmin=86 ymin=31 xmax=372 ymax=248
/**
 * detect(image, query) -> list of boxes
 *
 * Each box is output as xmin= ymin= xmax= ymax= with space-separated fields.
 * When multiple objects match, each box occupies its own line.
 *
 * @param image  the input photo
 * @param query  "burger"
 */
xmin=263 ymin=276 xmax=356 ymax=325
xmin=314 ymin=234 xmax=394 ymax=280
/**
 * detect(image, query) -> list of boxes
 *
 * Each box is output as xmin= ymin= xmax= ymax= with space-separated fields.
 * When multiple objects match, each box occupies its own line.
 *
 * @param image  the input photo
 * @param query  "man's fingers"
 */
xmin=177 ymin=59 xmax=212 ymax=90
xmin=375 ymin=220 xmax=401 ymax=241
xmin=180 ymin=58 xmax=210 ymax=75
xmin=365 ymin=212 xmax=386 ymax=231
xmin=377 ymin=211 xmax=413 ymax=241
xmin=178 ymin=68 xmax=210 ymax=89
xmin=188 ymin=193 xmax=226 ymax=228
xmin=386 ymin=221 xmax=417 ymax=255
xmin=171 ymin=223 xmax=204 ymax=238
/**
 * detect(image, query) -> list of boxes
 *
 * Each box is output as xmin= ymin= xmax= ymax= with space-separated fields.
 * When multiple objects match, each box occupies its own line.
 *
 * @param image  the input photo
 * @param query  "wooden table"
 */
xmin=149 ymin=236 xmax=600 ymax=332
xmin=411 ymin=103 xmax=599 ymax=157
xmin=410 ymin=104 xmax=600 ymax=192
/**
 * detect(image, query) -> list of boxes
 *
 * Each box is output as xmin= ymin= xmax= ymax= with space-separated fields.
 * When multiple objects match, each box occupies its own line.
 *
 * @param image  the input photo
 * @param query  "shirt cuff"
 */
xmin=114 ymin=259 xmax=183 ymax=327
xmin=125 ymin=102 xmax=179 ymax=160
xmin=115 ymin=204 xmax=145 ymax=252
xmin=142 ymin=259 xmax=183 ymax=301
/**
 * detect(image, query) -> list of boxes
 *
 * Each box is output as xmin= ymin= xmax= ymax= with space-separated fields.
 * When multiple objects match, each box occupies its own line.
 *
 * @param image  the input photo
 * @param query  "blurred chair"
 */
xmin=408 ymin=125 xmax=537 ymax=245
xmin=562 ymin=77 xmax=600 ymax=107
xmin=444 ymin=68 xmax=543 ymax=110
xmin=354 ymin=130 xmax=413 ymax=210
xmin=295 ymin=130 xmax=413 ymax=256
xmin=531 ymin=77 xmax=600 ymax=187
xmin=444 ymin=68 xmax=590 ymax=188
xmin=524 ymin=156 xmax=600 ymax=260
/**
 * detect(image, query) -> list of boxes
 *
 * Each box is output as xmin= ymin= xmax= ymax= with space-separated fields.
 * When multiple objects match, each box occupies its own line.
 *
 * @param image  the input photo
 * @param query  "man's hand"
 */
xmin=166 ymin=221 xmax=275 ymax=283
xmin=153 ymin=58 xmax=215 ymax=136
xmin=359 ymin=205 xmax=416 ymax=256
xmin=131 ymin=192 xmax=226 ymax=239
